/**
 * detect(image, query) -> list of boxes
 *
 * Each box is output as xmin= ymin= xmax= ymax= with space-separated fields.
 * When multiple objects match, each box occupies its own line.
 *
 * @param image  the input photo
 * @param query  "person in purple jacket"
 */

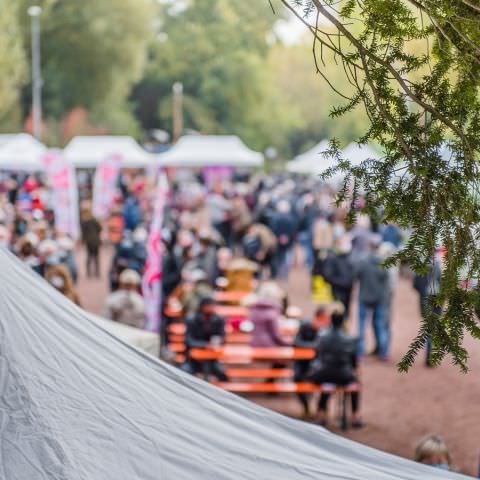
xmin=247 ymin=282 xmax=290 ymax=348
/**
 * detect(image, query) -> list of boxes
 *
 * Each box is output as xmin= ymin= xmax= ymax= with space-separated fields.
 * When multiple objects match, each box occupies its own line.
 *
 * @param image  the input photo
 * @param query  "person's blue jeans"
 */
xmin=298 ymin=231 xmax=314 ymax=269
xmin=358 ymin=302 xmax=388 ymax=358
xmin=274 ymin=246 xmax=293 ymax=279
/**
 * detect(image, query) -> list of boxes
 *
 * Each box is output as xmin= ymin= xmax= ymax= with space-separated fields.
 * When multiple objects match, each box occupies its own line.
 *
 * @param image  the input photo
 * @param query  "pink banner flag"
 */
xmin=92 ymin=154 xmax=122 ymax=220
xmin=142 ymin=173 xmax=169 ymax=332
xmin=43 ymin=150 xmax=80 ymax=239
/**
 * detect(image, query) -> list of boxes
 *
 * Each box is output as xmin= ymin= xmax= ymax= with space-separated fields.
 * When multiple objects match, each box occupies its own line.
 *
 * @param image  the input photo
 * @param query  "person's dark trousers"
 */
xmin=333 ymin=287 xmax=352 ymax=317
xmin=318 ymin=391 xmax=360 ymax=415
xmin=294 ymin=361 xmax=311 ymax=415
xmin=420 ymin=296 xmax=442 ymax=367
xmin=182 ymin=359 xmax=228 ymax=381
xmin=274 ymin=245 xmax=292 ymax=279
xmin=86 ymin=246 xmax=100 ymax=278
xmin=214 ymin=221 xmax=233 ymax=248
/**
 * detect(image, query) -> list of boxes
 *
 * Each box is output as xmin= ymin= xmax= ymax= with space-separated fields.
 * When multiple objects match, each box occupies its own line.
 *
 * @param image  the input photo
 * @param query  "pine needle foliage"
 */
xmin=275 ymin=0 xmax=480 ymax=371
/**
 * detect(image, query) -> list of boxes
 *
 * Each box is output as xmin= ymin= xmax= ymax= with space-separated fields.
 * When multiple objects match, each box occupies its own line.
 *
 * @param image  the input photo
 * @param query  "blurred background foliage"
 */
xmin=4 ymin=0 xmax=368 ymax=157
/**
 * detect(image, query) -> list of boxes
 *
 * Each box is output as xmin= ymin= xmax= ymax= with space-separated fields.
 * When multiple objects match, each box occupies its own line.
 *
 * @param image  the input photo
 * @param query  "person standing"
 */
xmin=269 ymin=200 xmax=296 ymax=279
xmin=323 ymin=236 xmax=355 ymax=316
xmin=413 ymin=253 xmax=442 ymax=367
xmin=206 ymin=184 xmax=232 ymax=247
xmin=81 ymin=208 xmax=102 ymax=278
xmin=355 ymin=238 xmax=389 ymax=360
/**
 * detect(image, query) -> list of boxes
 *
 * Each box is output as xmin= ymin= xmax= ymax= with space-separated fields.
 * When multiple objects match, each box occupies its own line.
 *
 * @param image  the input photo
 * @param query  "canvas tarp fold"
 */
xmin=0 ymin=249 xmax=467 ymax=479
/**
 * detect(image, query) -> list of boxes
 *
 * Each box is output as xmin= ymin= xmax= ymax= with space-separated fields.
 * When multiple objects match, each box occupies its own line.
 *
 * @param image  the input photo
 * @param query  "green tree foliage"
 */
xmin=133 ymin=0 xmax=296 ymax=151
xmin=278 ymin=0 xmax=480 ymax=369
xmin=0 ymin=1 xmax=27 ymax=130
xmin=268 ymin=43 xmax=369 ymax=155
xmin=19 ymin=0 xmax=153 ymax=136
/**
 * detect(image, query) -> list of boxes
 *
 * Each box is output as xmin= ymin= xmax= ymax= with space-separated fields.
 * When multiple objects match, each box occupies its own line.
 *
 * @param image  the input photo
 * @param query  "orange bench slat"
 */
xmin=214 ymin=382 xmax=360 ymax=394
xmin=226 ymin=368 xmax=293 ymax=379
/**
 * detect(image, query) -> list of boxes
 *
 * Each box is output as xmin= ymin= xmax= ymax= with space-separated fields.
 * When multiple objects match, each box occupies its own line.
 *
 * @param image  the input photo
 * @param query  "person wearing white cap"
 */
xmin=103 ymin=269 xmax=145 ymax=329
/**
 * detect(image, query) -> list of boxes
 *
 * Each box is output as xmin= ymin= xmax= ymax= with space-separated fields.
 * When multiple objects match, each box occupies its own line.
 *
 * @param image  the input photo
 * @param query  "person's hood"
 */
xmin=249 ymin=298 xmax=281 ymax=311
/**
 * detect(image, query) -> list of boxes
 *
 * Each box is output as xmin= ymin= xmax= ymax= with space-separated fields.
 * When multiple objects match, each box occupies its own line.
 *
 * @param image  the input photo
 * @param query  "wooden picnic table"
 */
xmin=211 ymin=305 xmax=249 ymax=318
xmin=190 ymin=346 xmax=315 ymax=362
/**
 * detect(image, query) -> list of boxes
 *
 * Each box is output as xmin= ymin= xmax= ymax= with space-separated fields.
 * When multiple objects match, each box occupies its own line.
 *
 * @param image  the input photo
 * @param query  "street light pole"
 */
xmin=172 ymin=82 xmax=183 ymax=143
xmin=28 ymin=5 xmax=42 ymax=140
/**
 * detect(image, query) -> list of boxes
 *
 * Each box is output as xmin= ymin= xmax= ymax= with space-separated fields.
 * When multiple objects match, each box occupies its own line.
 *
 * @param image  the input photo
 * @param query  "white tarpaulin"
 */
xmin=0 ymin=249 xmax=467 ymax=479
xmin=158 ymin=135 xmax=264 ymax=167
xmin=64 ymin=136 xmax=155 ymax=169
xmin=0 ymin=133 xmax=47 ymax=171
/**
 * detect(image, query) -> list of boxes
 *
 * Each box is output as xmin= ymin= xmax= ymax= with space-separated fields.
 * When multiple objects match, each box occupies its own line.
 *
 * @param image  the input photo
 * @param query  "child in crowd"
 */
xmin=415 ymin=435 xmax=452 ymax=472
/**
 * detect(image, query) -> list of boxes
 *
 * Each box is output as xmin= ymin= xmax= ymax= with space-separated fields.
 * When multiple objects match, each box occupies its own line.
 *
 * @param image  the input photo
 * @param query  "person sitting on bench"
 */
xmin=182 ymin=296 xmax=228 ymax=381
xmin=308 ymin=312 xmax=363 ymax=428
xmin=293 ymin=305 xmax=331 ymax=417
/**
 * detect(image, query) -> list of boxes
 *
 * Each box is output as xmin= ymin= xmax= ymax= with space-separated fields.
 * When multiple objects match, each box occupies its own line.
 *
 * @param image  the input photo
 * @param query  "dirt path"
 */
xmin=76 ymin=247 xmax=480 ymax=476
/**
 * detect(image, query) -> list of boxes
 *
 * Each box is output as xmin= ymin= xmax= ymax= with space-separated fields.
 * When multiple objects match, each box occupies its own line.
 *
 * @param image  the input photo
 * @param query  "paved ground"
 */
xmin=77 ymin=246 xmax=480 ymax=476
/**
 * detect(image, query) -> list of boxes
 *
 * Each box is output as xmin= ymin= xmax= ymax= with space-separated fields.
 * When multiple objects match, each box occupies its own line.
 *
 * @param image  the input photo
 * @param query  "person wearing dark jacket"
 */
xmin=268 ymin=200 xmax=297 ymax=278
xmin=182 ymin=297 xmax=228 ymax=381
xmin=323 ymin=236 xmax=355 ymax=316
xmin=80 ymin=209 xmax=102 ymax=278
xmin=308 ymin=313 xmax=363 ymax=427
xmin=293 ymin=306 xmax=330 ymax=417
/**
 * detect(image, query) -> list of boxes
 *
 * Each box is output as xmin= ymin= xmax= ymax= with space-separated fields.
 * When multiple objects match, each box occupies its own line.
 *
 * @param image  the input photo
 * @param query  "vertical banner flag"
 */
xmin=43 ymin=150 xmax=80 ymax=239
xmin=92 ymin=154 xmax=122 ymax=220
xmin=143 ymin=173 xmax=169 ymax=332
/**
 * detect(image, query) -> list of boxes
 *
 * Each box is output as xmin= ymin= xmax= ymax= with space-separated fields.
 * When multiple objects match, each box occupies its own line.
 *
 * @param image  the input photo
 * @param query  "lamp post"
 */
xmin=28 ymin=5 xmax=42 ymax=140
xmin=172 ymin=82 xmax=183 ymax=143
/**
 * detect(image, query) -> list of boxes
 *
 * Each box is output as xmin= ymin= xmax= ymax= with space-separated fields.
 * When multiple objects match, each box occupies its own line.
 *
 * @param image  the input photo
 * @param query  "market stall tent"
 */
xmin=0 ymin=249 xmax=467 ymax=479
xmin=158 ymin=135 xmax=264 ymax=167
xmin=287 ymin=140 xmax=331 ymax=175
xmin=0 ymin=134 xmax=18 ymax=148
xmin=343 ymin=142 xmax=381 ymax=165
xmin=0 ymin=133 xmax=47 ymax=171
xmin=64 ymin=135 xmax=155 ymax=169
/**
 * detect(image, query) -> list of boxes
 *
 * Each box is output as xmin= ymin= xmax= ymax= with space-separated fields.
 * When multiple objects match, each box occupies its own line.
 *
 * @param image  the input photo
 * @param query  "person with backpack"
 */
xmin=355 ymin=237 xmax=390 ymax=360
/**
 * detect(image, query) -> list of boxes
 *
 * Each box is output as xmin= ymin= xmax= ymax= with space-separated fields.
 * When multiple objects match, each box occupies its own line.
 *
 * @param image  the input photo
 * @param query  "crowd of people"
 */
xmin=0 ymin=168 xmax=467 ymax=474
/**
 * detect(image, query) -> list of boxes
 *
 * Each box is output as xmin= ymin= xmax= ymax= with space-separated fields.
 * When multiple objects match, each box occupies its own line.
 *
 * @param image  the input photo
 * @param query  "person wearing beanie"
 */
xmin=182 ymin=296 xmax=227 ymax=381
xmin=103 ymin=269 xmax=145 ymax=329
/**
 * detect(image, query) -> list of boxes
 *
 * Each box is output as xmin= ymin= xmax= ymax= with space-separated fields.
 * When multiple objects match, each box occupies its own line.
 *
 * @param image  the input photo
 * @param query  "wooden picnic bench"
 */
xmin=167 ymin=323 xmax=297 ymax=337
xmin=214 ymin=380 xmax=361 ymax=430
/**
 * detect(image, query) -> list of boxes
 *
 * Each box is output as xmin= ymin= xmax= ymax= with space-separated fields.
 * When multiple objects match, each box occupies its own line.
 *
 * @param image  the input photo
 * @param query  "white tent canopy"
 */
xmin=158 ymin=135 xmax=264 ymax=167
xmin=0 ymin=133 xmax=47 ymax=171
xmin=287 ymin=141 xmax=380 ymax=179
xmin=0 ymin=249 xmax=467 ymax=479
xmin=287 ymin=140 xmax=331 ymax=175
xmin=343 ymin=142 xmax=381 ymax=165
xmin=64 ymin=135 xmax=155 ymax=169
